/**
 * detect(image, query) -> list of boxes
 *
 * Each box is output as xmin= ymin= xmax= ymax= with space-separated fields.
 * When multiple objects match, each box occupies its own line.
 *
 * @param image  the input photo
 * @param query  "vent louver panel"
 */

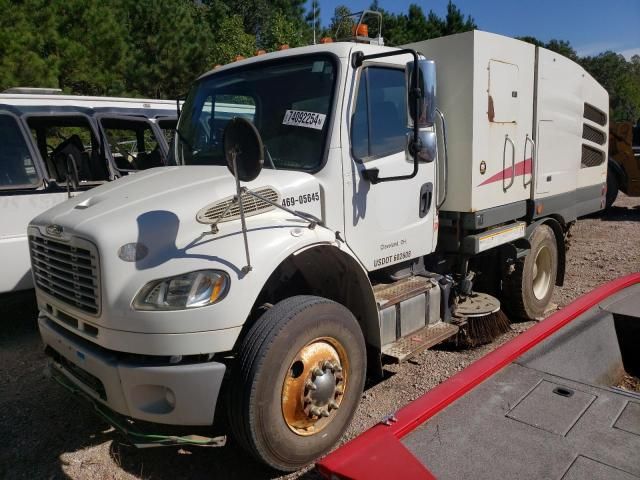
xmin=581 ymin=145 xmax=605 ymax=168
xmin=196 ymin=187 xmax=280 ymax=224
xmin=582 ymin=124 xmax=606 ymax=145
xmin=29 ymin=234 xmax=100 ymax=315
xmin=583 ymin=103 xmax=607 ymax=126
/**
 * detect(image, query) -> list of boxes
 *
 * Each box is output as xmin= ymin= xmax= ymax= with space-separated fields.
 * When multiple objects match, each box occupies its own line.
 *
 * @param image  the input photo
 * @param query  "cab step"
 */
xmin=373 ymin=276 xmax=433 ymax=308
xmin=381 ymin=322 xmax=459 ymax=363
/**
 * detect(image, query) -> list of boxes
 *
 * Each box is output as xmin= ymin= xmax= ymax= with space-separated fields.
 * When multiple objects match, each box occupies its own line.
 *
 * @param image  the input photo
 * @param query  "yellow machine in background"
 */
xmin=608 ymin=120 xmax=640 ymax=207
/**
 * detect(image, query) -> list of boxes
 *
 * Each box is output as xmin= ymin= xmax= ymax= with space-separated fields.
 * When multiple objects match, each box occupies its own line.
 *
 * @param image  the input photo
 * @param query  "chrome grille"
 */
xmin=581 ymin=145 xmax=605 ymax=168
xmin=29 ymin=233 xmax=100 ymax=315
xmin=196 ymin=187 xmax=280 ymax=225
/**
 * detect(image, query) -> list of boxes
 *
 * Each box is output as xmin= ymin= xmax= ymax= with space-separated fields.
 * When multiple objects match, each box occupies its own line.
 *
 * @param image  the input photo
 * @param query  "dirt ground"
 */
xmin=1 ymin=194 xmax=639 ymax=480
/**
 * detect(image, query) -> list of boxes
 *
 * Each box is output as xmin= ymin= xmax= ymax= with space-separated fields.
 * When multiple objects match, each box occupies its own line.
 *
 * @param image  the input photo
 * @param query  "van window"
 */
xmin=157 ymin=118 xmax=177 ymax=146
xmin=0 ymin=114 xmax=39 ymax=188
xmin=100 ymin=117 xmax=164 ymax=171
xmin=28 ymin=116 xmax=109 ymax=184
xmin=351 ymin=67 xmax=408 ymax=160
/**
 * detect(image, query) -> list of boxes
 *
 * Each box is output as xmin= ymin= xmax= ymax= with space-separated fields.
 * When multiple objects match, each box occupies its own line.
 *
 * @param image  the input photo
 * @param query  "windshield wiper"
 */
xmin=264 ymin=145 xmax=277 ymax=170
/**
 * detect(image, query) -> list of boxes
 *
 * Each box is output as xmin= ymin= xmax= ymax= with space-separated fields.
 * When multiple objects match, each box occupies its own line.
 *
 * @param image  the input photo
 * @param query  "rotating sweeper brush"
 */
xmin=452 ymin=292 xmax=511 ymax=347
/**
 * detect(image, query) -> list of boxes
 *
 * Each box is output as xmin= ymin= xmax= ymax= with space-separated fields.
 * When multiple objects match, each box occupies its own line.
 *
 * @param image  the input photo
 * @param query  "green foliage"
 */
xmin=261 ymin=10 xmax=304 ymax=50
xmin=208 ymin=15 xmax=256 ymax=66
xmin=55 ymin=0 xmax=130 ymax=95
xmin=581 ymin=52 xmax=640 ymax=122
xmin=365 ymin=1 xmax=475 ymax=46
xmin=0 ymin=0 xmax=59 ymax=90
xmin=0 ymin=0 xmax=636 ymax=122
xmin=123 ymin=0 xmax=213 ymax=98
xmin=329 ymin=5 xmax=354 ymax=39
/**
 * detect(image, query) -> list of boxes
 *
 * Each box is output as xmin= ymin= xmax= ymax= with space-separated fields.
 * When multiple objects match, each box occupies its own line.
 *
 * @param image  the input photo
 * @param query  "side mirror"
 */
xmin=223 ymin=117 xmax=264 ymax=182
xmin=406 ymin=59 xmax=436 ymax=128
xmin=412 ymin=130 xmax=437 ymax=163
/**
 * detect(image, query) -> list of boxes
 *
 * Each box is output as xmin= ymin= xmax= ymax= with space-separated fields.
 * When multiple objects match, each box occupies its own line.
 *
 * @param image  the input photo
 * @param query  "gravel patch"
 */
xmin=1 ymin=194 xmax=639 ymax=480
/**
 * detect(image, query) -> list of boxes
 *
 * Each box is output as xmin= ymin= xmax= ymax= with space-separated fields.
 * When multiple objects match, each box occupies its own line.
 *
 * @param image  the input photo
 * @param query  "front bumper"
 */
xmin=39 ymin=313 xmax=226 ymax=426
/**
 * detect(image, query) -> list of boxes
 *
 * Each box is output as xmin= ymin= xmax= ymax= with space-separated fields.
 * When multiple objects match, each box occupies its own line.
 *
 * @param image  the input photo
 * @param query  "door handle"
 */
xmin=419 ymin=182 xmax=433 ymax=218
xmin=523 ymin=134 xmax=535 ymax=188
xmin=503 ymin=134 xmax=516 ymax=191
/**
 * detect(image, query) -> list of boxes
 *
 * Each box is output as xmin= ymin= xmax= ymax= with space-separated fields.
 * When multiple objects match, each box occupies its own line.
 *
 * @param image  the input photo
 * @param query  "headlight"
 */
xmin=133 ymin=270 xmax=229 ymax=310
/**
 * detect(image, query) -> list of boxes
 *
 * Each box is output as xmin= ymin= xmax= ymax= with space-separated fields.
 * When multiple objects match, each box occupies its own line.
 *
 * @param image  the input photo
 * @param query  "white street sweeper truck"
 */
xmin=29 ymin=15 xmax=608 ymax=471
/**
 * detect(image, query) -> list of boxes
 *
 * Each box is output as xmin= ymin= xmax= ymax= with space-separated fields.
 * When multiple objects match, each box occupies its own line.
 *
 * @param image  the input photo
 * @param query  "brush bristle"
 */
xmin=456 ymin=310 xmax=511 ymax=348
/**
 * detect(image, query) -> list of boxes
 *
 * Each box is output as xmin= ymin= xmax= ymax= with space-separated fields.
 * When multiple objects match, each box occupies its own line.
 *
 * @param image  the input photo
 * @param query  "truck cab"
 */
xmin=30 ymin=29 xmax=608 ymax=471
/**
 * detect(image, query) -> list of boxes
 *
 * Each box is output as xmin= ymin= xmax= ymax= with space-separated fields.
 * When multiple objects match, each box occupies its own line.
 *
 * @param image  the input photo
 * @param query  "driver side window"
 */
xmin=351 ymin=67 xmax=408 ymax=161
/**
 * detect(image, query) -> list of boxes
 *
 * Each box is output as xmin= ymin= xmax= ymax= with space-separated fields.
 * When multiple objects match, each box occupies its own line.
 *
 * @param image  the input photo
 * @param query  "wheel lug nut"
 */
xmin=320 ymin=409 xmax=330 ymax=417
xmin=312 ymin=367 xmax=324 ymax=377
xmin=305 ymin=380 xmax=317 ymax=391
xmin=328 ymin=400 xmax=339 ymax=410
xmin=322 ymin=360 xmax=332 ymax=370
xmin=310 ymin=406 xmax=322 ymax=417
xmin=333 ymin=364 xmax=343 ymax=373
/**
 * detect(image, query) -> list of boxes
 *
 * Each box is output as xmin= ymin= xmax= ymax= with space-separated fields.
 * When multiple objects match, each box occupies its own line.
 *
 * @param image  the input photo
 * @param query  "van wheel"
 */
xmin=228 ymin=295 xmax=366 ymax=471
xmin=503 ymin=224 xmax=558 ymax=320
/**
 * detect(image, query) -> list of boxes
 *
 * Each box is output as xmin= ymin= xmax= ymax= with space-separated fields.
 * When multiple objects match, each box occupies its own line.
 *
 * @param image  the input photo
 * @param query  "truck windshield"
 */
xmin=176 ymin=55 xmax=336 ymax=172
xmin=0 ymin=114 xmax=39 ymax=188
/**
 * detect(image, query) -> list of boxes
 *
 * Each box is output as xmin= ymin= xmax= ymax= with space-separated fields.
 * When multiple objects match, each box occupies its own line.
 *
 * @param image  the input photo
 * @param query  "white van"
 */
xmin=1 ymin=90 xmax=177 ymax=293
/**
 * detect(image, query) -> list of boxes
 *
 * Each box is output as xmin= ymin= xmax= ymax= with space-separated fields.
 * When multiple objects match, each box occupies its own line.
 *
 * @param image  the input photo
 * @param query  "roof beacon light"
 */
xmin=334 ymin=10 xmax=384 ymax=46
xmin=352 ymin=23 xmax=369 ymax=38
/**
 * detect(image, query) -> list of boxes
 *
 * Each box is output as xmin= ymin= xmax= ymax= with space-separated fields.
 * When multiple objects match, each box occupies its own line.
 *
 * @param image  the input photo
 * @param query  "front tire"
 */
xmin=503 ymin=224 xmax=558 ymax=320
xmin=228 ymin=295 xmax=366 ymax=471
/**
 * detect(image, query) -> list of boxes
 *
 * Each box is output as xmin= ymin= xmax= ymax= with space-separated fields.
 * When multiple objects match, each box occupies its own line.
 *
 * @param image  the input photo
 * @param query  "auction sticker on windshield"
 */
xmin=282 ymin=110 xmax=326 ymax=130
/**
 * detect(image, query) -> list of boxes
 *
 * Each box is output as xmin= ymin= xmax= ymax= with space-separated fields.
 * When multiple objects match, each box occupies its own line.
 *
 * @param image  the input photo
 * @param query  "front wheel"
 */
xmin=228 ymin=295 xmax=366 ymax=471
xmin=503 ymin=224 xmax=558 ymax=320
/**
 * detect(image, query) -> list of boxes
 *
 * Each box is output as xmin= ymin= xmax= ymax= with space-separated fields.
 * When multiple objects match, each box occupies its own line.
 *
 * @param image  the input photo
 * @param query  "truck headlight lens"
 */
xmin=133 ymin=270 xmax=229 ymax=310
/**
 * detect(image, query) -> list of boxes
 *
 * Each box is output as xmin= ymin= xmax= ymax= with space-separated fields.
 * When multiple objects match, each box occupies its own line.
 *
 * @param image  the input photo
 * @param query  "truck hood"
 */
xmin=30 ymin=166 xmax=323 ymax=246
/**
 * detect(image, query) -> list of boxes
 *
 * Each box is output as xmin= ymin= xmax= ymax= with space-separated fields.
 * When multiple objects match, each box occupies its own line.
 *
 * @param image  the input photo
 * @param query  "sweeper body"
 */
xmin=30 ymin=27 xmax=608 ymax=470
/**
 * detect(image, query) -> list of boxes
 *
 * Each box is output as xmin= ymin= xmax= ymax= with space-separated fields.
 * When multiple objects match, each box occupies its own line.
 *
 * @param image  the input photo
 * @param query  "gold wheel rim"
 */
xmin=281 ymin=336 xmax=349 ymax=436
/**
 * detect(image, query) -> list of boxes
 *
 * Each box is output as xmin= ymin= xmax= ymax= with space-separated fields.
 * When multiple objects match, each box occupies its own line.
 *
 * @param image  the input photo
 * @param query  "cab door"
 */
xmin=342 ymin=62 xmax=437 ymax=272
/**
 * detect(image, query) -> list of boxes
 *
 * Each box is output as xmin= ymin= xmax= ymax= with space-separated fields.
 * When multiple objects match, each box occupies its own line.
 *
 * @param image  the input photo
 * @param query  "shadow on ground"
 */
xmin=599 ymin=203 xmax=640 ymax=222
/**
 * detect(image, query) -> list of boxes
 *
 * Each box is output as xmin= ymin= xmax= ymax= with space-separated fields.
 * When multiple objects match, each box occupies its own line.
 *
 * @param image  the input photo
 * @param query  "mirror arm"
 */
xmin=354 ymin=48 xmax=422 ymax=184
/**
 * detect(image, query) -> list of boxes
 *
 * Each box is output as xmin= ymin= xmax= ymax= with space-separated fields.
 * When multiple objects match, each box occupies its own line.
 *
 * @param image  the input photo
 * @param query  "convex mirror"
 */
xmin=223 ymin=117 xmax=264 ymax=182
xmin=410 ymin=130 xmax=437 ymax=163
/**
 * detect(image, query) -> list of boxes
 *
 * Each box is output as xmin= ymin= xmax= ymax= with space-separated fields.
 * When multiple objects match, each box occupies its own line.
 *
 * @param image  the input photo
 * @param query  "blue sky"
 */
xmin=317 ymin=0 xmax=640 ymax=59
